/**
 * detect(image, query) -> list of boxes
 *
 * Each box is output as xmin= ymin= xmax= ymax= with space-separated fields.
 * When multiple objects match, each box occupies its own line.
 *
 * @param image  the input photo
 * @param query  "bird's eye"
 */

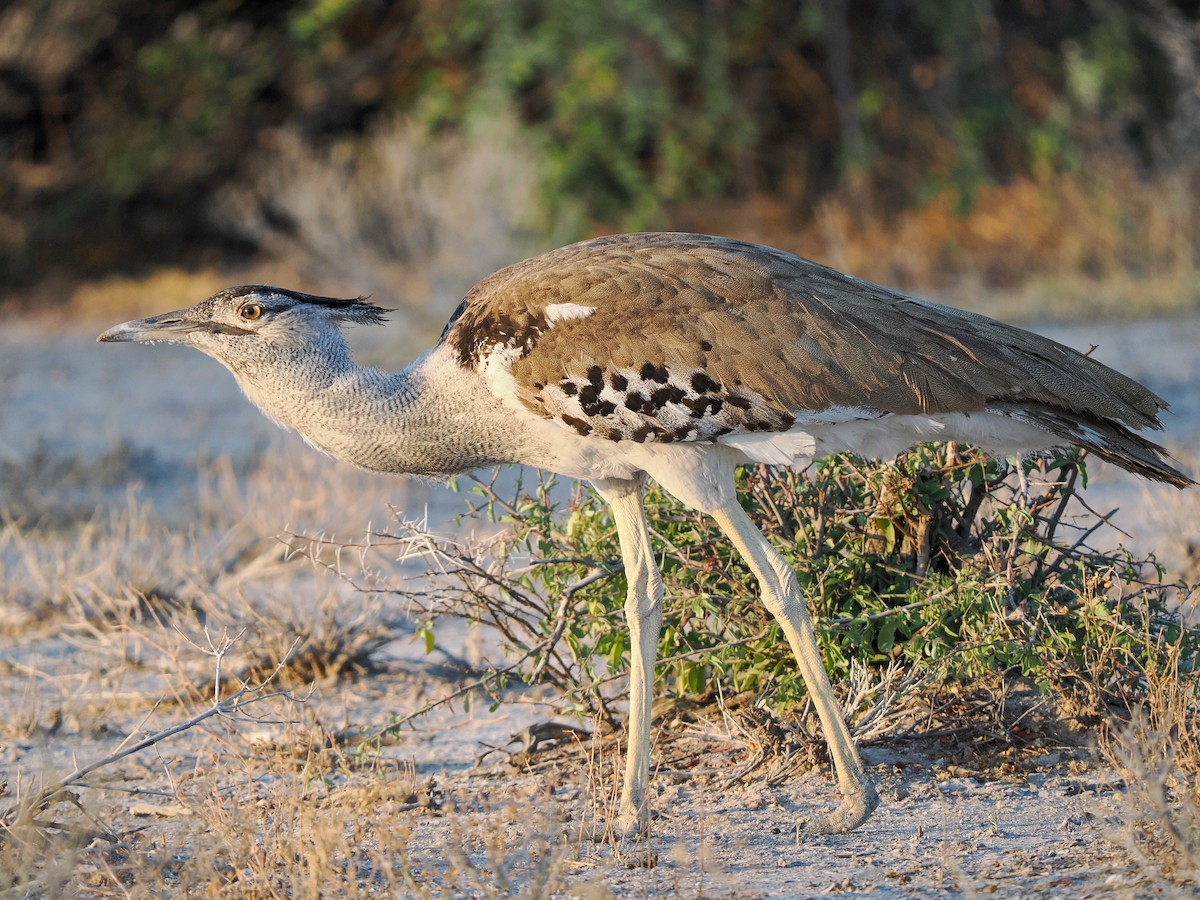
xmin=241 ymin=303 xmax=263 ymax=321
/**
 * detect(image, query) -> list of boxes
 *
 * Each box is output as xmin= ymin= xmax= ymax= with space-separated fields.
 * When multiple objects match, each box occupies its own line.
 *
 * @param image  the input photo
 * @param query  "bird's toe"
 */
xmin=804 ymin=782 xmax=879 ymax=836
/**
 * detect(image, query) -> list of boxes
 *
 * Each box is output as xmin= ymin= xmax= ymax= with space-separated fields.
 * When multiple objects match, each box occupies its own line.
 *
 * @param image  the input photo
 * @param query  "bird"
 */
xmin=98 ymin=232 xmax=1193 ymax=836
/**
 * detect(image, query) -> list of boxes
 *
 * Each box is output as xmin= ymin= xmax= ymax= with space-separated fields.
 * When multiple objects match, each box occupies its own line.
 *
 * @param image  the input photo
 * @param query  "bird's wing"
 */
xmin=444 ymin=233 xmax=1167 ymax=445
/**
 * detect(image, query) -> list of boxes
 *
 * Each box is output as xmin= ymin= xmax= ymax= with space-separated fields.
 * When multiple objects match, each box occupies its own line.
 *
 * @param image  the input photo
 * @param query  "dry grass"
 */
xmin=51 ymin=107 xmax=568 ymax=378
xmin=1 ymin=448 xmax=1194 ymax=894
xmin=0 ymin=711 xmax=576 ymax=897
xmin=62 ymin=268 xmax=224 ymax=323
xmin=1139 ymin=448 xmax=1200 ymax=590
xmin=0 ymin=433 xmax=583 ymax=894
xmin=204 ymin=109 xmax=569 ymax=360
xmin=1098 ymin=634 xmax=1200 ymax=891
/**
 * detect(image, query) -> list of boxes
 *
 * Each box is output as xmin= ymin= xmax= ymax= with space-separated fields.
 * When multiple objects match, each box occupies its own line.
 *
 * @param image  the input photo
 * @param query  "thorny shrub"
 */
xmin=331 ymin=444 xmax=1198 ymax=736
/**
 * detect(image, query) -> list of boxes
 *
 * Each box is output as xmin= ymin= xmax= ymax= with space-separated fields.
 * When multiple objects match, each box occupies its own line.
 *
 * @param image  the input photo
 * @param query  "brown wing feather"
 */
xmin=446 ymin=233 xmax=1167 ymax=429
xmin=442 ymin=234 xmax=1194 ymax=485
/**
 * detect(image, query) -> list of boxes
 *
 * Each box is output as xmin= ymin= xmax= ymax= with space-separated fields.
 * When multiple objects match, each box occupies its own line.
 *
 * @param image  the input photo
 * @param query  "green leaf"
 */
xmin=417 ymin=621 xmax=435 ymax=655
xmin=877 ymin=617 xmax=899 ymax=653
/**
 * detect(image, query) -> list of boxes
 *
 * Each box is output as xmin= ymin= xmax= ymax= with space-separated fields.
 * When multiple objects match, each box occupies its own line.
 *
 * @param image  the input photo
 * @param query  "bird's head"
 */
xmin=97 ymin=285 xmax=388 ymax=365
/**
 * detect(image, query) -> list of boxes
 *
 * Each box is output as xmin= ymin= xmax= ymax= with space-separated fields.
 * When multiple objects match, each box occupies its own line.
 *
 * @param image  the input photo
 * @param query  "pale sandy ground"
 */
xmin=0 ymin=311 xmax=1197 ymax=896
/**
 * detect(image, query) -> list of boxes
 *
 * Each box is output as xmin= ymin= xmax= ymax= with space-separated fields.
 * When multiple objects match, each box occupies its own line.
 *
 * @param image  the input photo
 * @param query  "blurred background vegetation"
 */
xmin=4 ymin=0 xmax=1200 ymax=320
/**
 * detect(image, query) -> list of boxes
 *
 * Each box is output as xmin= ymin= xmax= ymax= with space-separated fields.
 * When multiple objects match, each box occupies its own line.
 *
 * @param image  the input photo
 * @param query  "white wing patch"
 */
xmin=543 ymin=302 xmax=595 ymax=325
xmin=793 ymin=406 xmax=885 ymax=426
xmin=477 ymin=342 xmax=528 ymax=412
xmin=719 ymin=429 xmax=818 ymax=471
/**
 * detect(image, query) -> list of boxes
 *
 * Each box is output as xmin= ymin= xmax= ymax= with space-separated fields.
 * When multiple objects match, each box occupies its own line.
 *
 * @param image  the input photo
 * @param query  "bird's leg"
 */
xmin=710 ymin=498 xmax=878 ymax=835
xmin=593 ymin=477 xmax=664 ymax=840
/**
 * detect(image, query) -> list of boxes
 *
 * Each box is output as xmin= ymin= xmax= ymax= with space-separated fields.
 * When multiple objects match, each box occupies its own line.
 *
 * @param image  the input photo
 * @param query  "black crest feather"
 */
xmin=215 ymin=285 xmax=390 ymax=326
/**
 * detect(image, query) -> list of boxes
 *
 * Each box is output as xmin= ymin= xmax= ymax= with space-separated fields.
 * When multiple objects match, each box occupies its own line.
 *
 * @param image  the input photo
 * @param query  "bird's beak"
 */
xmin=97 ymin=309 xmax=199 ymax=344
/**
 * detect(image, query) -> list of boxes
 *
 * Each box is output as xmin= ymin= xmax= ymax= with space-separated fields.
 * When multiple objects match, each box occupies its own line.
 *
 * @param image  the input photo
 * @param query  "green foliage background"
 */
xmin=1 ymin=0 xmax=1193 ymax=287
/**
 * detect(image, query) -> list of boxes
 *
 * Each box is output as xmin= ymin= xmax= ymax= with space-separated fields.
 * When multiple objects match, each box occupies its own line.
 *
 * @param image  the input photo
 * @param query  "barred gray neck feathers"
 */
xmin=218 ymin=322 xmax=355 ymax=429
xmin=221 ymin=339 xmax=520 ymax=478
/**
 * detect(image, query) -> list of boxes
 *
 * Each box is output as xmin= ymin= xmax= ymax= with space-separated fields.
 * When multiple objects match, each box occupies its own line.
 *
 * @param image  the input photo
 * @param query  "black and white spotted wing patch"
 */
xmin=537 ymin=362 xmax=796 ymax=443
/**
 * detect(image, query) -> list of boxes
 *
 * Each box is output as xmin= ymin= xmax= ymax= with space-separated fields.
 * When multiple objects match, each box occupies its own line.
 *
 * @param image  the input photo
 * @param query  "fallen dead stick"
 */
xmin=0 ymin=645 xmax=299 ymax=837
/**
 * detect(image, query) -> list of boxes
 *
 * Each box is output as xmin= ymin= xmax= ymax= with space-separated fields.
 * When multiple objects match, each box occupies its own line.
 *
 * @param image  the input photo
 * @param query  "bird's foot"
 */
xmin=577 ymin=802 xmax=649 ymax=844
xmin=613 ymin=803 xmax=649 ymax=842
xmin=803 ymin=781 xmax=879 ymax=835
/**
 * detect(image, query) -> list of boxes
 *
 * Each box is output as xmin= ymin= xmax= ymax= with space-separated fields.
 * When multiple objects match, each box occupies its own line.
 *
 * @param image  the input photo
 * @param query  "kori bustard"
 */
xmin=99 ymin=232 xmax=1193 ymax=836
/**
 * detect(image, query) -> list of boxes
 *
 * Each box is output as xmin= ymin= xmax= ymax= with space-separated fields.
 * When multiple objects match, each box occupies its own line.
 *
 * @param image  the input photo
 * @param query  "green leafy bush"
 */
xmin=356 ymin=446 xmax=1197 ymax=731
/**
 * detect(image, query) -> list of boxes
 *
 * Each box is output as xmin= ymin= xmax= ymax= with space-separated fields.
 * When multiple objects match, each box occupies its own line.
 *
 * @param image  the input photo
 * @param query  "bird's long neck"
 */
xmin=224 ymin=336 xmax=519 ymax=477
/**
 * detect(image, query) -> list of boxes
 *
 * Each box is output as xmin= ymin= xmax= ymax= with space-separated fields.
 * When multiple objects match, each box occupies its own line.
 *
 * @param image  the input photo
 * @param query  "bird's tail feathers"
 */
xmin=1008 ymin=405 xmax=1195 ymax=489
